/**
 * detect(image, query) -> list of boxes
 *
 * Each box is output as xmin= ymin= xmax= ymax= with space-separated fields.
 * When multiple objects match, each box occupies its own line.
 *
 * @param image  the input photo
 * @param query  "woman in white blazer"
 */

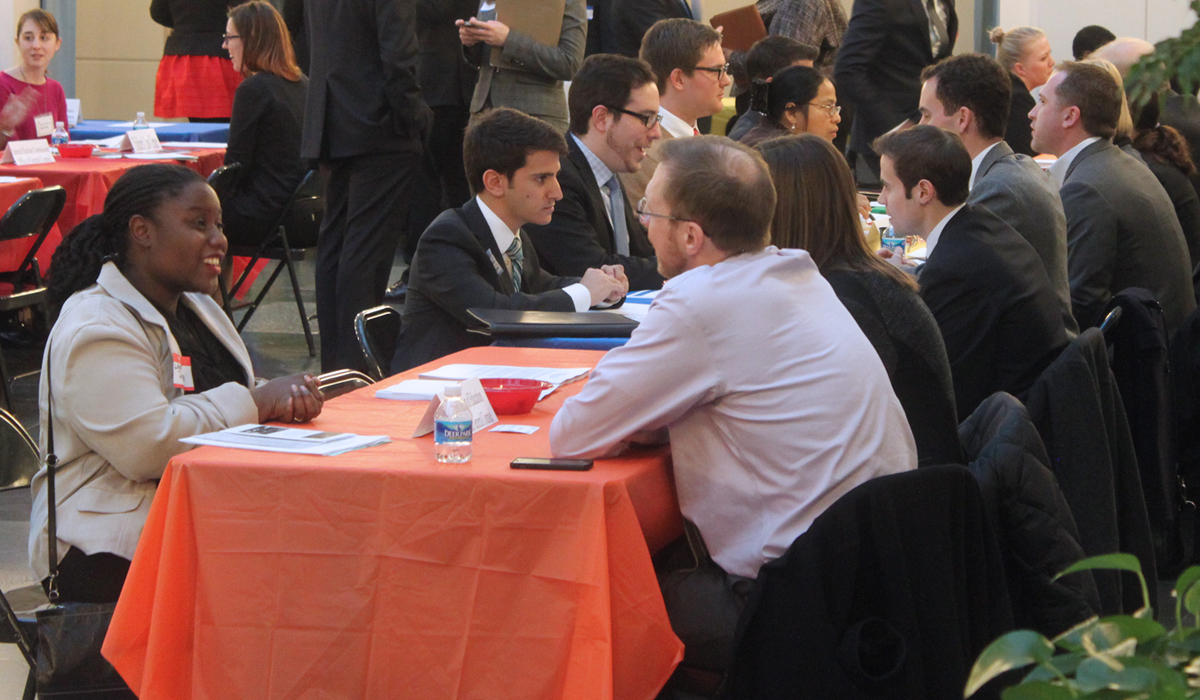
xmin=31 ymin=164 xmax=324 ymax=603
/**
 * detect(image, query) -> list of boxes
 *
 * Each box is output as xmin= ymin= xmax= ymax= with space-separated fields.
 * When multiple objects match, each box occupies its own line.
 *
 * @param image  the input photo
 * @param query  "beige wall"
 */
xmin=0 ymin=0 xmax=39 ymax=67
xmin=75 ymin=0 xmax=169 ymax=120
xmin=700 ymin=0 xmax=976 ymax=54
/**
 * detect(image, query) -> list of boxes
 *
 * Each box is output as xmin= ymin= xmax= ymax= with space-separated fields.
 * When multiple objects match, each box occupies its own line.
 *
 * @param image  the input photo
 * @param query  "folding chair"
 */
xmin=354 ymin=305 xmax=401 ymax=381
xmin=317 ymin=369 xmax=374 ymax=400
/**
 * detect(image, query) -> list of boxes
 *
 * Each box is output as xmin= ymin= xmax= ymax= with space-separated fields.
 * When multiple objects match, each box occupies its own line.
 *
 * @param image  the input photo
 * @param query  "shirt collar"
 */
xmin=475 ymin=196 xmax=517 ymax=253
xmin=969 ymin=141 xmax=1002 ymax=190
xmin=1048 ymin=136 xmax=1101 ymax=188
xmin=658 ymin=106 xmax=695 ymax=139
xmin=924 ymin=203 xmax=966 ymax=257
xmin=572 ymin=133 xmax=615 ymax=191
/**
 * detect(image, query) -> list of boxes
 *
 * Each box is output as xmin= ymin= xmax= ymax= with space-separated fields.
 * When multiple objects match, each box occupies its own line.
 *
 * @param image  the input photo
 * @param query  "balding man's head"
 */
xmin=657 ymin=136 xmax=776 ymax=254
xmin=1090 ymin=37 xmax=1154 ymax=76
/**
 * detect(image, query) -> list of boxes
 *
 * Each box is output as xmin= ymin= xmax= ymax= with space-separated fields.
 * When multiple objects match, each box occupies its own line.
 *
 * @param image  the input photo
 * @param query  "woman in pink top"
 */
xmin=0 ymin=9 xmax=67 ymax=148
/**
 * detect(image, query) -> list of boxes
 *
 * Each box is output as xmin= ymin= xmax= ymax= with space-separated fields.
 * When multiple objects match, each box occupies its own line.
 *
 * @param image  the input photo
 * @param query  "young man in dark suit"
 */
xmin=525 ymin=55 xmax=665 ymax=291
xmin=302 ymin=0 xmax=431 ymax=373
xmin=876 ymin=126 xmax=1068 ymax=418
xmin=393 ymin=109 xmax=629 ymax=372
xmin=918 ymin=53 xmax=1078 ymax=335
xmin=1029 ymin=61 xmax=1196 ymax=332
xmin=835 ymin=0 xmax=956 ymax=183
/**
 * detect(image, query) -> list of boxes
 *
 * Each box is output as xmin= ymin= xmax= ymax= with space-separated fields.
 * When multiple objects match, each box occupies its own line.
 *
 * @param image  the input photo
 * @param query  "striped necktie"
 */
xmin=505 ymin=236 xmax=524 ymax=292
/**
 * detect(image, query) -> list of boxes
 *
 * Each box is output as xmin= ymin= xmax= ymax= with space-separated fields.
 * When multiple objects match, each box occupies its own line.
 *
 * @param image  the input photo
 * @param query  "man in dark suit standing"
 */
xmin=1029 ymin=61 xmax=1196 ymax=332
xmin=835 ymin=0 xmax=956 ymax=184
xmin=876 ymin=126 xmax=1068 ymax=418
xmin=302 ymin=0 xmax=431 ymax=372
xmin=918 ymin=53 xmax=1077 ymax=336
xmin=525 ymin=55 xmax=665 ymax=291
xmin=394 ymin=109 xmax=629 ymax=372
xmin=607 ymin=0 xmax=693 ymax=58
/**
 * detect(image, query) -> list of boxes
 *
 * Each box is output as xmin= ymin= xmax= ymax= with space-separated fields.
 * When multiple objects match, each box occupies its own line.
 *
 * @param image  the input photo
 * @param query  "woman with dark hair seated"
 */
xmin=1134 ymin=95 xmax=1200 ymax=270
xmin=220 ymin=0 xmax=308 ymax=245
xmin=737 ymin=65 xmax=841 ymax=147
xmin=32 ymin=164 xmax=324 ymax=603
xmin=758 ymin=134 xmax=964 ymax=466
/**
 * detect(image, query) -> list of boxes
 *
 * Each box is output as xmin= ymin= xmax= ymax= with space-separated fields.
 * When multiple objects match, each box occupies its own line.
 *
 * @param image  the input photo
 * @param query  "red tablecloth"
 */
xmin=103 ymin=347 xmax=685 ymax=700
xmin=0 ymin=176 xmax=55 ymax=271
xmin=0 ymin=148 xmax=226 ymax=270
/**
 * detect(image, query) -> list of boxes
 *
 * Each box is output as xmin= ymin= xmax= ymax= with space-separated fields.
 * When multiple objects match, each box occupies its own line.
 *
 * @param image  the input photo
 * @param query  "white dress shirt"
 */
xmin=658 ymin=106 xmax=696 ymax=139
xmin=573 ymin=134 xmax=616 ymax=228
xmin=550 ymin=247 xmax=917 ymax=578
xmin=923 ymin=203 xmax=966 ymax=257
xmin=476 ymin=197 xmax=591 ymax=311
xmin=1048 ymin=136 xmax=1101 ymax=188
xmin=969 ymin=141 xmax=1001 ymax=190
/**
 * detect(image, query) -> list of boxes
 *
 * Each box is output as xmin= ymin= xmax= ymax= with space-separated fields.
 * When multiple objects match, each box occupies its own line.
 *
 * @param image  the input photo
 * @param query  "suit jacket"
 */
xmin=1005 ymin=73 xmax=1036 ymax=157
xmin=607 ymin=0 xmax=692 ymax=57
xmin=525 ymin=137 xmax=663 ymax=290
xmin=301 ymin=0 xmax=431 ymax=160
xmin=1143 ymin=153 xmax=1200 ymax=270
xmin=466 ymin=0 xmax=587 ymax=130
xmin=619 ymin=129 xmax=676 ymax=211
xmin=417 ymin=0 xmax=478 ymax=108
xmin=1060 ymin=138 xmax=1196 ymax=332
xmin=919 ymin=204 xmax=1069 ymax=419
xmin=834 ymin=0 xmax=956 ymax=159
xmin=282 ymin=0 xmax=309 ymax=75
xmin=970 ymin=140 xmax=1077 ymax=335
xmin=395 ymin=198 xmax=581 ymax=371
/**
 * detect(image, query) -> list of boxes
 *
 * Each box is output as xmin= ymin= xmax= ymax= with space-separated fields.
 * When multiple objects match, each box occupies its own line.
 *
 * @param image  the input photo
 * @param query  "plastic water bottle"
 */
xmin=434 ymin=385 xmax=472 ymax=463
xmin=132 ymin=112 xmax=150 ymax=130
xmin=50 ymin=121 xmax=68 ymax=147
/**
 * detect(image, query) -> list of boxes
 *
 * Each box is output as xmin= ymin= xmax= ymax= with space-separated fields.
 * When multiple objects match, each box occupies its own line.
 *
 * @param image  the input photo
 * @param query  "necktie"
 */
xmin=925 ymin=0 xmax=949 ymax=57
xmin=604 ymin=175 xmax=631 ymax=256
xmin=505 ymin=236 xmax=524 ymax=292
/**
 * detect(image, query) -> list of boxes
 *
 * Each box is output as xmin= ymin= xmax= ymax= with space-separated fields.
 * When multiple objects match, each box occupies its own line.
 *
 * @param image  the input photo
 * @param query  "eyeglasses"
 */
xmin=808 ymin=102 xmax=842 ymax=117
xmin=636 ymin=198 xmax=691 ymax=226
xmin=222 ymin=33 xmax=241 ymax=41
xmin=607 ymin=106 xmax=663 ymax=129
xmin=693 ymin=63 xmax=730 ymax=81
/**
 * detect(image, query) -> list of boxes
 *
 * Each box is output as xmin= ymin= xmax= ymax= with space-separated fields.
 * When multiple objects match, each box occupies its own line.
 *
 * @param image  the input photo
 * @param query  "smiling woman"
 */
xmin=34 ymin=164 xmax=324 ymax=604
xmin=0 ymin=9 xmax=67 ymax=148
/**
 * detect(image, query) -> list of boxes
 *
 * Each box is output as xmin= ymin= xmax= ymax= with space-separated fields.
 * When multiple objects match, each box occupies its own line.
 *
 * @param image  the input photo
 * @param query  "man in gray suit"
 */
xmin=918 ymin=53 xmax=1078 ymax=335
xmin=458 ymin=0 xmax=587 ymax=132
xmin=1030 ymin=61 xmax=1195 ymax=331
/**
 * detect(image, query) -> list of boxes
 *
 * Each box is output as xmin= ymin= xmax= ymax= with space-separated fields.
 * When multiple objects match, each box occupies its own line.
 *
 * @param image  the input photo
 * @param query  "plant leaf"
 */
xmin=1097 ymin=615 xmax=1168 ymax=644
xmin=1055 ymin=554 xmax=1150 ymax=611
xmin=1000 ymin=681 xmax=1076 ymax=700
xmin=965 ymin=631 xmax=1055 ymax=698
xmin=1074 ymin=657 xmax=1158 ymax=693
xmin=1023 ymin=653 xmax=1084 ymax=683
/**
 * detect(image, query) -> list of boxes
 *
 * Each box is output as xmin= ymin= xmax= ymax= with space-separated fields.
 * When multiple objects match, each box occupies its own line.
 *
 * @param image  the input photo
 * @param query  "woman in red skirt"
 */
xmin=151 ymin=0 xmax=242 ymax=122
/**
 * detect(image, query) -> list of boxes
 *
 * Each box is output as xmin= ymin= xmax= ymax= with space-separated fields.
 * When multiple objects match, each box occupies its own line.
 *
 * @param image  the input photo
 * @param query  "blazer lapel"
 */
xmin=976 ymin=141 xmax=1013 ymax=181
xmin=567 ymin=139 xmax=617 ymax=250
xmin=461 ymin=199 xmax=517 ymax=295
xmin=1063 ymin=138 xmax=1111 ymax=183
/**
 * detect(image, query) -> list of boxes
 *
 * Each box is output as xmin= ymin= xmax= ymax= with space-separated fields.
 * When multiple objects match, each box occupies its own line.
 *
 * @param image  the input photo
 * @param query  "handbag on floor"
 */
xmin=35 ymin=349 xmax=135 ymax=698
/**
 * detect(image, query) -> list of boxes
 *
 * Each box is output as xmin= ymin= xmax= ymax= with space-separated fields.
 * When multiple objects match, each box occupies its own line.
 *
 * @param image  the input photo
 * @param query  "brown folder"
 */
xmin=710 ymin=4 xmax=767 ymax=53
xmin=489 ymin=0 xmax=567 ymax=70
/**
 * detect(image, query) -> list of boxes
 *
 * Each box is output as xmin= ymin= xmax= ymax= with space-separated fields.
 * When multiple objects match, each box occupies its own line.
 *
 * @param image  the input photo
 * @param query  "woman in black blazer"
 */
xmin=220 ymin=1 xmax=308 ymax=246
xmin=991 ymin=26 xmax=1056 ymax=156
xmin=151 ymin=0 xmax=240 ymax=121
xmin=759 ymin=134 xmax=964 ymax=466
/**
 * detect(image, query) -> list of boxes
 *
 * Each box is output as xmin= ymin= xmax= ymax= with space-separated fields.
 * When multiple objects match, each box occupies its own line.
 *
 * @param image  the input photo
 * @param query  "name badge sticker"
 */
xmin=34 ymin=113 xmax=53 ymax=138
xmin=173 ymin=353 xmax=194 ymax=390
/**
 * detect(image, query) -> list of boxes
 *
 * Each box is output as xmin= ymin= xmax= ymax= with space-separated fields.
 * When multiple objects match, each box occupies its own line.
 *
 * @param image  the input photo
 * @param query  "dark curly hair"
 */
xmin=47 ymin=164 xmax=206 ymax=310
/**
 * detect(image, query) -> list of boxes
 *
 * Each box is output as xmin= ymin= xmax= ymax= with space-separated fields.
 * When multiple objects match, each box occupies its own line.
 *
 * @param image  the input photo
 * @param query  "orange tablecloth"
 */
xmin=104 ymin=346 xmax=685 ymax=700
xmin=0 ymin=176 xmax=59 ymax=271
xmin=0 ymin=148 xmax=226 ymax=269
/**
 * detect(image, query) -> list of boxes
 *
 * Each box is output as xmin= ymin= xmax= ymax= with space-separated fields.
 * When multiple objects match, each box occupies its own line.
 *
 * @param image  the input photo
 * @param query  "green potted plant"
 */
xmin=1126 ymin=1 xmax=1200 ymax=108
xmin=965 ymin=554 xmax=1200 ymax=699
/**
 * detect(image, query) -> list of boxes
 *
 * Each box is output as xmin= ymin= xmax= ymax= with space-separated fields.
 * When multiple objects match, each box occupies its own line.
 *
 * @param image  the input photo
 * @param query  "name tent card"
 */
xmin=0 ymin=138 xmax=55 ymax=165
xmin=119 ymin=129 xmax=162 ymax=154
xmin=412 ymin=378 xmax=499 ymax=438
xmin=65 ymin=99 xmax=80 ymax=127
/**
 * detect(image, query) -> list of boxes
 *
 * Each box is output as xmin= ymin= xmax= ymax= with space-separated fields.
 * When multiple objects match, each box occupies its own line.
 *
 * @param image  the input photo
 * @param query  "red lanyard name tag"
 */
xmin=172 ymin=353 xmax=194 ymax=390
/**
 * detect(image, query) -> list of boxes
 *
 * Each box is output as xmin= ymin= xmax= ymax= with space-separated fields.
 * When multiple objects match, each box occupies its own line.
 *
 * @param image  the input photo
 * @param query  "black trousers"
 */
xmin=405 ymin=105 xmax=471 ymax=263
xmin=41 ymin=547 xmax=130 ymax=604
xmin=317 ymin=150 xmax=422 ymax=372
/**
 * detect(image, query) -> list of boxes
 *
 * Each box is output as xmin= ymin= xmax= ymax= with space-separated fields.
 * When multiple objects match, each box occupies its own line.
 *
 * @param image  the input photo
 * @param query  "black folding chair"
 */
xmin=0 ymin=407 xmax=44 ymax=699
xmin=354 ymin=305 xmax=400 ymax=381
xmin=317 ymin=369 xmax=375 ymax=400
xmin=0 ymin=186 xmax=66 ymax=408
xmin=213 ymin=169 xmax=323 ymax=357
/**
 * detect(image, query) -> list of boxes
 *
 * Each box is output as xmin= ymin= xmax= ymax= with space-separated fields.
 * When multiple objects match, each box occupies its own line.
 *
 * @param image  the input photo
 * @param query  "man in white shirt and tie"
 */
xmin=393 ymin=108 xmax=628 ymax=371
xmin=526 ymin=54 xmax=667 ymax=290
xmin=621 ymin=18 xmax=732 ymax=204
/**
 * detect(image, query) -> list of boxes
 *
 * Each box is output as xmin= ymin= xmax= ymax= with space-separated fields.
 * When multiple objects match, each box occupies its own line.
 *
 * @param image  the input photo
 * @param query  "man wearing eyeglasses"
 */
xmin=621 ymin=19 xmax=732 ymax=206
xmin=525 ymin=55 xmax=666 ymax=291
xmin=551 ymin=136 xmax=915 ymax=686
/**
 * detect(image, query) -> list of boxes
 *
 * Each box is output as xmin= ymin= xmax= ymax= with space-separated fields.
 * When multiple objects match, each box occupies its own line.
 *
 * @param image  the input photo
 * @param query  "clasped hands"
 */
xmin=251 ymin=373 xmax=325 ymax=424
xmin=582 ymin=265 xmax=629 ymax=307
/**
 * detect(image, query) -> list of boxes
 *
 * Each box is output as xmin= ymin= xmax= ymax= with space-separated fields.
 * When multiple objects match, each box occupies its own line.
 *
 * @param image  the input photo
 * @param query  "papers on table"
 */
xmin=419 ymin=363 xmax=589 ymax=394
xmin=121 ymin=152 xmax=199 ymax=161
xmin=181 ymin=424 xmax=390 ymax=455
xmin=108 ymin=120 xmax=174 ymax=128
xmin=0 ymin=176 xmax=31 ymax=183
xmin=608 ymin=289 xmax=657 ymax=321
xmin=161 ymin=141 xmax=227 ymax=148
xmin=374 ymin=378 xmax=460 ymax=401
xmin=74 ymin=135 xmax=125 ymax=148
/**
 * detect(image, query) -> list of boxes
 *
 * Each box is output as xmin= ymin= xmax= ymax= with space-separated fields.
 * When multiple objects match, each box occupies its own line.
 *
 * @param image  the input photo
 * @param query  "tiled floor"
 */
xmin=0 ymin=252 xmax=404 ymax=696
